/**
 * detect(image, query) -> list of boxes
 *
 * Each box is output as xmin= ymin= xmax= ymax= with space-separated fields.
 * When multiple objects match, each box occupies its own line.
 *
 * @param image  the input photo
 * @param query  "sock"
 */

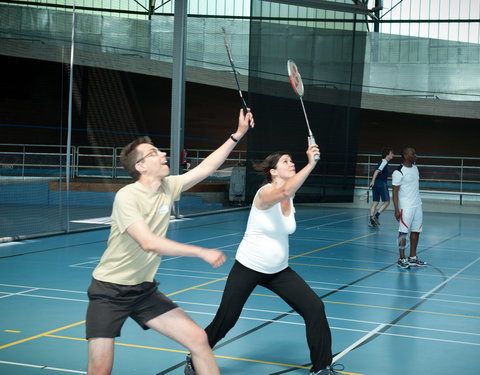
xmin=375 ymin=212 xmax=380 ymax=218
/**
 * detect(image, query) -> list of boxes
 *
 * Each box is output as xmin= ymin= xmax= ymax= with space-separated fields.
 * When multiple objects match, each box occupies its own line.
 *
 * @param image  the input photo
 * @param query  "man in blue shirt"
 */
xmin=369 ymin=147 xmax=394 ymax=227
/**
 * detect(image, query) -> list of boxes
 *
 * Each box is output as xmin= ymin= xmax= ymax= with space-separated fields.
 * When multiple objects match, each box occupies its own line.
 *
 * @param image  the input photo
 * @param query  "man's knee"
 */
xmin=87 ymin=338 xmax=114 ymax=375
xmin=188 ymin=325 xmax=210 ymax=349
xmin=398 ymin=233 xmax=407 ymax=249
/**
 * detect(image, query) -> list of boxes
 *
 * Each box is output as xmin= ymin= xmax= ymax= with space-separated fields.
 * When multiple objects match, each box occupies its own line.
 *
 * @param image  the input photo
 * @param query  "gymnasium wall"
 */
xmin=1 ymin=54 xmax=479 ymax=158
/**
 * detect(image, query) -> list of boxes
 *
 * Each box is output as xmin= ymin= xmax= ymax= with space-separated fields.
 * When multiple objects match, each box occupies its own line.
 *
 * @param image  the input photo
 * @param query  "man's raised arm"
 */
xmin=181 ymin=108 xmax=254 ymax=192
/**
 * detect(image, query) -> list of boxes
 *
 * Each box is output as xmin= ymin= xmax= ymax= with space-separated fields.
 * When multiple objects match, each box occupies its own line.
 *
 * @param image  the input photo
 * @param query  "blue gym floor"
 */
xmin=1 ymin=205 xmax=479 ymax=374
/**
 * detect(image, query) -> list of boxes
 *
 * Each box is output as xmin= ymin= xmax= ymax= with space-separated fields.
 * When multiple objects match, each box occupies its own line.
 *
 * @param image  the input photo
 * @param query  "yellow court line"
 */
xmin=166 ymin=276 xmax=227 ymax=297
xmin=288 ymin=232 xmax=378 ymax=260
xmin=45 ymin=334 xmax=361 ymax=375
xmin=46 ymin=334 xmax=187 ymax=353
xmin=289 ymin=262 xmax=480 ymax=281
xmin=324 ymin=300 xmax=480 ymax=319
xmin=193 ymin=287 xmax=480 ymax=319
xmin=195 ymin=288 xmax=278 ymax=298
xmin=0 ymin=233 xmax=376 ymax=352
xmin=4 ymin=330 xmax=21 ymax=333
xmin=0 ymin=277 xmax=228 ymax=351
xmin=0 ymin=320 xmax=86 ymax=350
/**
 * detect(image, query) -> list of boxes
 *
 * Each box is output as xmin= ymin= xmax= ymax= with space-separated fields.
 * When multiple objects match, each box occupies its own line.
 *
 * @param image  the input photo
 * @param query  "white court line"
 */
xmin=298 ymin=255 xmax=395 ymax=266
xmin=67 ymin=264 xmax=95 ymax=270
xmin=176 ymin=300 xmax=480 ymax=337
xmin=69 ymin=217 xmax=191 ymax=225
xmin=0 ymin=240 xmax=35 ymax=247
xmin=184 ymin=232 xmax=243 ymax=244
xmin=70 ymin=216 xmax=112 ymax=225
xmin=310 ymin=285 xmax=480 ymax=306
xmin=5 ymin=257 xmax=480 ymax=304
xmin=0 ymin=360 xmax=86 ymax=374
xmin=68 ymin=259 xmax=100 ymax=268
xmin=8 ymin=290 xmax=476 ymax=342
xmin=183 ymin=310 xmax=480 ymax=347
xmin=0 ymin=288 xmax=39 ymax=299
xmin=155 ymin=272 xmax=223 ymax=281
xmin=4 ymin=293 xmax=87 ymax=303
xmin=332 ymin=254 xmax=480 ymax=362
xmin=298 ymin=253 xmax=478 ymax=270
xmin=0 ymin=283 xmax=87 ymax=295
xmin=296 ymin=211 xmax=347 ymax=223
xmin=1 ymin=285 xmax=478 ymax=348
xmin=306 ymin=280 xmax=480 ymax=300
xmin=158 ymin=267 xmax=229 ymax=276
xmin=306 ymin=214 xmax=367 ymax=230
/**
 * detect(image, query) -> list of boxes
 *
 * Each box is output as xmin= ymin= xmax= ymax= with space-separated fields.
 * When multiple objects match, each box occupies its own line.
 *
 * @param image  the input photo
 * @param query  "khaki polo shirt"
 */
xmin=93 ymin=175 xmax=185 ymax=285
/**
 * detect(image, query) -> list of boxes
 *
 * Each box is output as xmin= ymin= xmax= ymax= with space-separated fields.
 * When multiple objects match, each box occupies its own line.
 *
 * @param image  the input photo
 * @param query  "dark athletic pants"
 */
xmin=205 ymin=260 xmax=332 ymax=372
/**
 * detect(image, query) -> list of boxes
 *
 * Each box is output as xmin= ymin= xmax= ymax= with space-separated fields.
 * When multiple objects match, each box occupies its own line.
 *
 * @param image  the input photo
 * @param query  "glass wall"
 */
xmin=1 ymin=0 xmax=479 ymax=240
xmin=0 ymin=3 xmax=250 ymax=240
xmin=373 ymin=0 xmax=480 ymax=43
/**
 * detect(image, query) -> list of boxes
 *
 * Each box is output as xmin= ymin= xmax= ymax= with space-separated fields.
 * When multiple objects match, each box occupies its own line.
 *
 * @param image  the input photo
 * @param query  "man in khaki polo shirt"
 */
xmin=86 ymin=109 xmax=254 ymax=375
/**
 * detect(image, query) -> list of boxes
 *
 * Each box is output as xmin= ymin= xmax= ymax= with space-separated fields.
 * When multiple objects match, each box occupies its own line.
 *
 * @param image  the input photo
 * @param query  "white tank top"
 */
xmin=236 ymin=184 xmax=296 ymax=274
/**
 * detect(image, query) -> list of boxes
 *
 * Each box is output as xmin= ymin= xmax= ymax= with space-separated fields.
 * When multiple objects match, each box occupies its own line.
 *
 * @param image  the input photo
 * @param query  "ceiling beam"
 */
xmin=271 ymin=0 xmax=372 ymax=16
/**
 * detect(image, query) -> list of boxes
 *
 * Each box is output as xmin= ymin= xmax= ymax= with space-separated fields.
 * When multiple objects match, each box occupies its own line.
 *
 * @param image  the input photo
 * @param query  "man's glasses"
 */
xmin=136 ymin=148 xmax=160 ymax=164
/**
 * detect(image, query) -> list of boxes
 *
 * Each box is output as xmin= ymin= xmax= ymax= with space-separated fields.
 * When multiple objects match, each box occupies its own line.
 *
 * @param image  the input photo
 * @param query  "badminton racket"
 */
xmin=359 ymin=187 xmax=371 ymax=202
xmin=221 ymin=27 xmax=248 ymax=113
xmin=287 ymin=59 xmax=320 ymax=161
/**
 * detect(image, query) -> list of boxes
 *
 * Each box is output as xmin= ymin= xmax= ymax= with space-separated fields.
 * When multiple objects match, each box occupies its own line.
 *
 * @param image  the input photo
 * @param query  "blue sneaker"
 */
xmin=310 ymin=363 xmax=344 ymax=374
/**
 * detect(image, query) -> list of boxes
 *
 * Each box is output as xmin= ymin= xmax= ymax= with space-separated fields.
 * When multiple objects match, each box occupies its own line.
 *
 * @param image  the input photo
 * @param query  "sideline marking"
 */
xmin=289 ymin=232 xmax=378 ymax=260
xmin=332 ymin=255 xmax=480 ymax=362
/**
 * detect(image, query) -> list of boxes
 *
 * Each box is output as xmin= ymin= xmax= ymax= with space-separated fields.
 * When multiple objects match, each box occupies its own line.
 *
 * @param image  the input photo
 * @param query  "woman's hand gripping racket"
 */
xmin=222 ymin=27 xmax=248 ymax=113
xmin=287 ymin=59 xmax=320 ymax=161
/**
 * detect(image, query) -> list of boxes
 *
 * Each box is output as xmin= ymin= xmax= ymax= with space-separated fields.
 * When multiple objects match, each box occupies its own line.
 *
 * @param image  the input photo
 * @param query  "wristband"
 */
xmin=230 ymin=134 xmax=239 ymax=143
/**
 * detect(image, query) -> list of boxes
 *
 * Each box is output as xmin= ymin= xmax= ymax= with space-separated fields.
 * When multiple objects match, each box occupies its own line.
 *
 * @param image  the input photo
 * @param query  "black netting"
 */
xmin=246 ymin=1 xmax=366 ymax=203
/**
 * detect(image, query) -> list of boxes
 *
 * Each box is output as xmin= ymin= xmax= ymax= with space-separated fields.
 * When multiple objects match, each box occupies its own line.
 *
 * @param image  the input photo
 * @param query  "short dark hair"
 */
xmin=381 ymin=147 xmax=394 ymax=158
xmin=401 ymin=146 xmax=415 ymax=161
xmin=252 ymin=152 xmax=291 ymax=184
xmin=120 ymin=136 xmax=153 ymax=180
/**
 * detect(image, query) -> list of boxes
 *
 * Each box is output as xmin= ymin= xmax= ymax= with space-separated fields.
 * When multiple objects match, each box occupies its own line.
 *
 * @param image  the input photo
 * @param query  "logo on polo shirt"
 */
xmin=158 ymin=205 xmax=169 ymax=214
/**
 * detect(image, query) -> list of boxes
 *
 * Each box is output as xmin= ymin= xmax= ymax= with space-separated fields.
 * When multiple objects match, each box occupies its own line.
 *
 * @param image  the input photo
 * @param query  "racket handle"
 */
xmin=308 ymin=135 xmax=321 ymax=161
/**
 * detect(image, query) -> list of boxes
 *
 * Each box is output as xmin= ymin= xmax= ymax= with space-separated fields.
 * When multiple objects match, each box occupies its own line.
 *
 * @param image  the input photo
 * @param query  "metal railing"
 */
xmin=357 ymin=153 xmax=480 ymax=204
xmin=1 ymin=144 xmax=479 ymax=203
xmin=0 ymin=143 xmax=247 ymax=180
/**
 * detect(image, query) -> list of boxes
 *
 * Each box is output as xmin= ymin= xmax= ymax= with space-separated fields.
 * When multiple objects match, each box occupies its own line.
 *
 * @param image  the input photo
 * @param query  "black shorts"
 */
xmin=86 ymin=278 xmax=178 ymax=339
xmin=372 ymin=181 xmax=390 ymax=202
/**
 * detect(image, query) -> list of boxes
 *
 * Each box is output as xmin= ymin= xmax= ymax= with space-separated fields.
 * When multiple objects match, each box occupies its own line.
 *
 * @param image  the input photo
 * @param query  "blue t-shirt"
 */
xmin=375 ymin=159 xmax=389 ymax=183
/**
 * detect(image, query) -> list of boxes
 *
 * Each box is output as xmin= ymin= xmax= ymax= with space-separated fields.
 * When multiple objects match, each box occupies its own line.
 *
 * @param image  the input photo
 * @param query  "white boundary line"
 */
xmin=0 ymin=360 xmax=86 ymax=374
xmin=332 ymin=255 xmax=480 ymax=362
xmin=305 ymin=214 xmax=367 ymax=229
xmin=0 ymin=288 xmax=39 ymax=299
xmin=1 ymin=286 xmax=479 ymax=350
xmin=182 ymin=310 xmax=480 ymax=347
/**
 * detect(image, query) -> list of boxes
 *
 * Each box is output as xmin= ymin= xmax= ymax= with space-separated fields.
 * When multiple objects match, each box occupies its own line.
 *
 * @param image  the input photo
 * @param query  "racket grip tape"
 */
xmin=308 ymin=136 xmax=321 ymax=161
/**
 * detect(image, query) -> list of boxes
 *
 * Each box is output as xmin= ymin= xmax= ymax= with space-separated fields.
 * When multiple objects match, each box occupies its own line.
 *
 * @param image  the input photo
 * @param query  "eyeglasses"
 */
xmin=136 ymin=148 xmax=160 ymax=164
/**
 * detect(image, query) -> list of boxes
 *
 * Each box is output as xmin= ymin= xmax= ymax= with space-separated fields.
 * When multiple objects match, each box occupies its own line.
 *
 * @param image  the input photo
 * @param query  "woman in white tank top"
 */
xmin=198 ymin=141 xmax=340 ymax=375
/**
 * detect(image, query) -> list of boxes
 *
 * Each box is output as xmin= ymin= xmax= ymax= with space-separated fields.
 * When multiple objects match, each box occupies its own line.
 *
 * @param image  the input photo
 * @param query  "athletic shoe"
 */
xmin=397 ymin=258 xmax=410 ymax=269
xmin=373 ymin=215 xmax=380 ymax=225
xmin=408 ymin=256 xmax=427 ymax=266
xmin=184 ymin=354 xmax=196 ymax=375
xmin=310 ymin=363 xmax=344 ymax=375
xmin=368 ymin=218 xmax=377 ymax=227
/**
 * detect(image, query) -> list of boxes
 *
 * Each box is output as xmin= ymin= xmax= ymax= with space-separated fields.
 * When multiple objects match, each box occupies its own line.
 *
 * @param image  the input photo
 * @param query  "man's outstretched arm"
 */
xmin=181 ymin=108 xmax=254 ymax=192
